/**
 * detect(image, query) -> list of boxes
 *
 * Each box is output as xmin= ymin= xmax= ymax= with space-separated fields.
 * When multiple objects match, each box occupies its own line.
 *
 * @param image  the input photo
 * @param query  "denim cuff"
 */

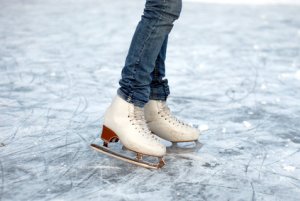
xmin=149 ymin=82 xmax=170 ymax=101
xmin=117 ymin=88 xmax=145 ymax=108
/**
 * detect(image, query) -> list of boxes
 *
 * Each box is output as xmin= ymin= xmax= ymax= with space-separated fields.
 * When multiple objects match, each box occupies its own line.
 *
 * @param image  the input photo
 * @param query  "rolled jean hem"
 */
xmin=149 ymin=94 xmax=168 ymax=101
xmin=117 ymin=88 xmax=146 ymax=108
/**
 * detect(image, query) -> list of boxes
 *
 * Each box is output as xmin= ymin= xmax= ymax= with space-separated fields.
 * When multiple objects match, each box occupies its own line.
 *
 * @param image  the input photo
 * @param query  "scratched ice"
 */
xmin=0 ymin=0 xmax=300 ymax=200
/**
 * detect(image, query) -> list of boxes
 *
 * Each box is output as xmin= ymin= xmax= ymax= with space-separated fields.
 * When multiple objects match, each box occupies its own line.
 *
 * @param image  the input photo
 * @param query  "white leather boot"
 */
xmin=144 ymin=100 xmax=200 ymax=142
xmin=101 ymin=95 xmax=166 ymax=157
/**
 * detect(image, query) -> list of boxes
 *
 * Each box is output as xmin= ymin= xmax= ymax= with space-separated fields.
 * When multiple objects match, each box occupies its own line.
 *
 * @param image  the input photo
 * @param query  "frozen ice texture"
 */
xmin=0 ymin=0 xmax=300 ymax=200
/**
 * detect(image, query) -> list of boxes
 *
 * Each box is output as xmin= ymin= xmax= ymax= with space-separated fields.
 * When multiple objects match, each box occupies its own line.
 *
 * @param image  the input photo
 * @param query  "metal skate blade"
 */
xmin=167 ymin=140 xmax=203 ymax=154
xmin=91 ymin=144 xmax=165 ymax=169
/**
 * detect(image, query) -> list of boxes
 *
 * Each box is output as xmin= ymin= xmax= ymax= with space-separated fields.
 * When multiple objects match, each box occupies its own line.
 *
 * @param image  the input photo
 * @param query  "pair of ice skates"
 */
xmin=91 ymin=95 xmax=200 ymax=169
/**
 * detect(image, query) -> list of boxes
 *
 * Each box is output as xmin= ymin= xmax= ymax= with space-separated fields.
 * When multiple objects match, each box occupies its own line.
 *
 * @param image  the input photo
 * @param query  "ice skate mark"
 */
xmin=1 ymin=126 xmax=19 ymax=146
xmin=0 ymin=161 xmax=4 ymax=201
xmin=46 ymin=152 xmax=72 ymax=165
xmin=72 ymin=96 xmax=88 ymax=118
xmin=39 ymin=180 xmax=73 ymax=201
xmin=41 ymin=151 xmax=48 ymax=177
xmin=171 ymin=95 xmax=214 ymax=103
xmin=65 ymin=96 xmax=89 ymax=143
xmin=245 ymin=156 xmax=254 ymax=175
xmin=4 ymin=166 xmax=36 ymax=191
xmin=75 ymin=169 xmax=98 ymax=188
xmin=201 ymin=167 xmax=224 ymax=186
xmin=265 ymin=148 xmax=300 ymax=166
xmin=43 ymin=141 xmax=80 ymax=153
xmin=202 ymin=162 xmax=220 ymax=169
xmin=204 ymin=183 xmax=239 ymax=190
xmin=68 ymin=147 xmax=80 ymax=167
xmin=3 ymin=106 xmax=39 ymax=146
xmin=73 ymin=130 xmax=89 ymax=144
xmin=60 ymin=69 xmax=73 ymax=99
xmin=172 ymin=153 xmax=203 ymax=162
xmin=175 ymin=182 xmax=238 ymax=199
xmin=289 ymin=180 xmax=300 ymax=189
xmin=219 ymin=148 xmax=241 ymax=156
xmin=55 ymin=156 xmax=79 ymax=182
xmin=264 ymin=170 xmax=300 ymax=183
xmin=68 ymin=114 xmax=90 ymax=143
xmin=40 ymin=107 xmax=52 ymax=174
xmin=43 ymin=69 xmax=73 ymax=100
xmin=2 ymin=56 xmax=18 ymax=97
xmin=50 ymin=164 xmax=73 ymax=187
xmin=47 ymin=135 xmax=67 ymax=143
xmin=46 ymin=149 xmax=80 ymax=195
xmin=277 ymin=127 xmax=300 ymax=144
xmin=0 ymin=143 xmax=37 ymax=158
xmin=173 ymin=181 xmax=209 ymax=201
xmin=74 ymin=186 xmax=111 ymax=201
xmin=48 ymin=186 xmax=74 ymax=201
xmin=18 ymin=70 xmax=35 ymax=88
xmin=225 ymin=65 xmax=258 ymax=102
xmin=24 ymin=107 xmax=49 ymax=175
xmin=44 ymin=84 xmax=63 ymax=99
xmin=250 ymin=182 xmax=256 ymax=201
xmin=29 ymin=70 xmax=36 ymax=84
xmin=258 ymin=151 xmax=267 ymax=180
xmin=44 ymin=107 xmax=52 ymax=130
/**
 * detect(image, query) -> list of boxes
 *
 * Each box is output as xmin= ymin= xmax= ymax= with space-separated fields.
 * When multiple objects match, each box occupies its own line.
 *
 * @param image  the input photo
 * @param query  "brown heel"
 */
xmin=101 ymin=125 xmax=119 ymax=147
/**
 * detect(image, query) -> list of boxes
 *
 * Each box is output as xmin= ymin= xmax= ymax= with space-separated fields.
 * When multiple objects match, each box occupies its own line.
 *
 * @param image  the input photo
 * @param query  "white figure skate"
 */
xmin=91 ymin=95 xmax=166 ymax=169
xmin=144 ymin=100 xmax=200 ymax=146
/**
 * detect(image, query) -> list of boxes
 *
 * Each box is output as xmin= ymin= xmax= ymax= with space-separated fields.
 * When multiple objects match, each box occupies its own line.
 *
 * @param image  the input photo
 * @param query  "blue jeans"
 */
xmin=117 ymin=0 xmax=182 ymax=107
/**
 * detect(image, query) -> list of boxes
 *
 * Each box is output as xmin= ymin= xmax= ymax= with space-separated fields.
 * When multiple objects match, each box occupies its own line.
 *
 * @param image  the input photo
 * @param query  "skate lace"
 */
xmin=159 ymin=101 xmax=188 ymax=126
xmin=130 ymin=106 xmax=160 ymax=142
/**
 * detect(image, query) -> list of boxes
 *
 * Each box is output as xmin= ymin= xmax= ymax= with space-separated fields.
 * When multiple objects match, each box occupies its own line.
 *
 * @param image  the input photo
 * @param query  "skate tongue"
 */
xmin=134 ymin=106 xmax=145 ymax=119
xmin=134 ymin=107 xmax=149 ymax=130
xmin=160 ymin=101 xmax=187 ymax=126
xmin=160 ymin=101 xmax=171 ymax=115
xmin=133 ymin=106 xmax=159 ymax=141
xmin=134 ymin=106 xmax=144 ymax=112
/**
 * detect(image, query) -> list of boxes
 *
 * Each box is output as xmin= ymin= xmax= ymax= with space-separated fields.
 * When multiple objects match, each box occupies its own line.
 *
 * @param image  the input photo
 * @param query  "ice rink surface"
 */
xmin=0 ymin=0 xmax=300 ymax=200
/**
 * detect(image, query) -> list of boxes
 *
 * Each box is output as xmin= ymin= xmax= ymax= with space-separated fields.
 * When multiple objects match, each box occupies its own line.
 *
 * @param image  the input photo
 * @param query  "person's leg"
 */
xmin=117 ymin=0 xmax=182 ymax=108
xmin=149 ymin=35 xmax=170 ymax=101
xmin=144 ymin=24 xmax=200 ymax=143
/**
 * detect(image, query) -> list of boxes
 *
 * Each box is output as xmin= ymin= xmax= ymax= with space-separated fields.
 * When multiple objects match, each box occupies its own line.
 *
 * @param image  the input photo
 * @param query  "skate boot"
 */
xmin=144 ymin=100 xmax=200 ymax=143
xmin=91 ymin=95 xmax=166 ymax=169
